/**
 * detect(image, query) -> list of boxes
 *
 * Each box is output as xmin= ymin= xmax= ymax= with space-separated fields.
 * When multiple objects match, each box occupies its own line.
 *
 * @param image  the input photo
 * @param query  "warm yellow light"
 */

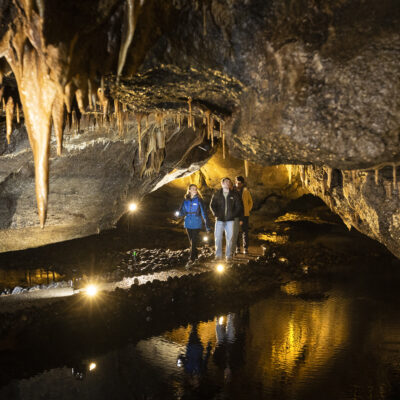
xmin=86 ymin=284 xmax=98 ymax=297
xmin=128 ymin=202 xmax=138 ymax=212
xmin=174 ymin=211 xmax=180 ymax=217
xmin=203 ymin=235 xmax=209 ymax=242
xmin=89 ymin=362 xmax=96 ymax=371
xmin=218 ymin=316 xmax=224 ymax=325
xmin=216 ymin=264 xmax=225 ymax=273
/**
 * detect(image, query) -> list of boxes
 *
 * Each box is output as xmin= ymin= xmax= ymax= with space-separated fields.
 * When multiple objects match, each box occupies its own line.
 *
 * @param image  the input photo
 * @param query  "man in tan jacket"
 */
xmin=235 ymin=176 xmax=253 ymax=254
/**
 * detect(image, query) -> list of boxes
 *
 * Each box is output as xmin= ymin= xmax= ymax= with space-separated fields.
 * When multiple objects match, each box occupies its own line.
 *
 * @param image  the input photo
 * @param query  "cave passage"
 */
xmin=1 ymin=184 xmax=400 ymax=399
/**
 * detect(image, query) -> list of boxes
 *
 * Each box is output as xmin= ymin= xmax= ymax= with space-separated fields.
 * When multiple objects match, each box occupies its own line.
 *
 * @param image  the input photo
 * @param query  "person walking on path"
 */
xmin=229 ymin=179 xmax=243 ymax=255
xmin=235 ymin=176 xmax=253 ymax=254
xmin=210 ymin=177 xmax=243 ymax=261
xmin=178 ymin=184 xmax=211 ymax=267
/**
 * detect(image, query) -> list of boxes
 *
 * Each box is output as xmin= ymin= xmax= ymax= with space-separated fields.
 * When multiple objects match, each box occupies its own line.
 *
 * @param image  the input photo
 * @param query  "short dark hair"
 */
xmin=235 ymin=176 xmax=245 ymax=183
xmin=221 ymin=177 xmax=231 ymax=184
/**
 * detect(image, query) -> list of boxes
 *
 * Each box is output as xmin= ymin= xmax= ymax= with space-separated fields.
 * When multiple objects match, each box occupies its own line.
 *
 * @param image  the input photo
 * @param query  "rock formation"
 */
xmin=0 ymin=0 xmax=399 ymax=255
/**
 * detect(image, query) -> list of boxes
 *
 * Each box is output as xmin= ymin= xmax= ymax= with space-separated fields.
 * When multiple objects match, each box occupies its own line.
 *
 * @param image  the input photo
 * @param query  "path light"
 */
xmin=128 ymin=202 xmax=137 ymax=212
xmin=203 ymin=234 xmax=209 ymax=242
xmin=218 ymin=316 xmax=225 ymax=325
xmin=174 ymin=211 xmax=180 ymax=217
xmin=216 ymin=264 xmax=225 ymax=273
xmin=86 ymin=284 xmax=98 ymax=297
xmin=89 ymin=362 xmax=97 ymax=371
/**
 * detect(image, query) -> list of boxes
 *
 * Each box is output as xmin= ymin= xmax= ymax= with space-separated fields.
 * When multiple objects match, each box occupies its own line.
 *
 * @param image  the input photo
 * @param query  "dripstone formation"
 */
xmin=0 ymin=1 xmax=399 ymax=255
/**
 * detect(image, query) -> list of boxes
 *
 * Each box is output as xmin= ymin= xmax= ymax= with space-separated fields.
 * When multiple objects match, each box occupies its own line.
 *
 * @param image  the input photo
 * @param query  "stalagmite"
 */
xmin=351 ymin=170 xmax=356 ymax=182
xmin=187 ymin=97 xmax=192 ymax=128
xmin=178 ymin=112 xmax=181 ymax=129
xmin=244 ymin=160 xmax=249 ymax=177
xmin=6 ymin=96 xmax=14 ymax=144
xmin=136 ymin=113 xmax=142 ymax=158
xmin=0 ymin=87 xmax=4 ymax=104
xmin=2 ymin=97 xmax=5 ymax=112
xmin=51 ymin=93 xmax=64 ymax=156
xmin=16 ymin=103 xmax=20 ymax=123
xmin=146 ymin=114 xmax=149 ymax=129
xmin=375 ymin=169 xmax=379 ymax=185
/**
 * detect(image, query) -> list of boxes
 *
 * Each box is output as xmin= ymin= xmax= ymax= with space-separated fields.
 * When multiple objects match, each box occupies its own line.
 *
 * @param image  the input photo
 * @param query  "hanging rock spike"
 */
xmin=75 ymin=89 xmax=85 ymax=113
xmin=187 ymin=97 xmax=192 ymax=128
xmin=136 ymin=113 xmax=142 ymax=158
xmin=16 ymin=103 xmax=20 ymax=123
xmin=326 ymin=167 xmax=332 ymax=188
xmin=393 ymin=163 xmax=397 ymax=188
xmin=375 ymin=168 xmax=379 ymax=185
xmin=6 ymin=96 xmax=14 ymax=144
xmin=52 ymin=92 xmax=64 ymax=156
xmin=117 ymin=0 xmax=136 ymax=80
xmin=64 ymin=82 xmax=72 ymax=113
xmin=244 ymin=160 xmax=249 ymax=177
xmin=287 ymin=165 xmax=292 ymax=184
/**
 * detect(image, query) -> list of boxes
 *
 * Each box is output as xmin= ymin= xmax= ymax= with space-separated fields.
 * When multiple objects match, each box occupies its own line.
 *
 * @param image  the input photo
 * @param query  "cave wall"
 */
xmin=0 ymin=0 xmax=399 ymax=255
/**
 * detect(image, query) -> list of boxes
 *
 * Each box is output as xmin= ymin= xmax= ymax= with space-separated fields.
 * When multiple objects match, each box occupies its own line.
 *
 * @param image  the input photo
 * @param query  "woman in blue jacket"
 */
xmin=178 ymin=184 xmax=211 ymax=267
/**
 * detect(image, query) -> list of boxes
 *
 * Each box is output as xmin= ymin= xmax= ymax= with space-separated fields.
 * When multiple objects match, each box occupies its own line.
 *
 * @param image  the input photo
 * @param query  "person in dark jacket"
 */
xmin=209 ymin=177 xmax=243 ymax=261
xmin=178 ymin=184 xmax=211 ymax=267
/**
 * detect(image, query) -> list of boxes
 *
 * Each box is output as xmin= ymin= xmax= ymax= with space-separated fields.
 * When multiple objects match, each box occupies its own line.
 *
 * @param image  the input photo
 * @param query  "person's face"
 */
xmin=189 ymin=186 xmax=198 ymax=196
xmin=235 ymin=179 xmax=243 ymax=188
xmin=221 ymin=179 xmax=231 ymax=190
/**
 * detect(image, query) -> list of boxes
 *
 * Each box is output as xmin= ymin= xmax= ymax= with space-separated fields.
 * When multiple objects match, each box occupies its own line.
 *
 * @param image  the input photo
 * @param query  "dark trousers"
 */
xmin=186 ymin=229 xmax=200 ymax=261
xmin=237 ymin=216 xmax=249 ymax=250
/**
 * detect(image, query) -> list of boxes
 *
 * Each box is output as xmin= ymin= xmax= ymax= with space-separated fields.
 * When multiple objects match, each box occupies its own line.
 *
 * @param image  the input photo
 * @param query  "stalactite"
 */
xmin=205 ymin=110 xmax=211 ymax=140
xmin=88 ymin=79 xmax=93 ymax=110
xmin=6 ymin=97 xmax=14 ymax=144
xmin=219 ymin=120 xmax=222 ymax=138
xmin=210 ymin=116 xmax=214 ymax=147
xmin=136 ymin=113 xmax=142 ymax=158
xmin=1 ymin=97 xmax=5 ymax=112
xmin=16 ymin=103 xmax=20 ymax=123
xmin=326 ymin=167 xmax=332 ymax=189
xmin=178 ymin=112 xmax=181 ymax=129
xmin=64 ymin=83 xmax=72 ymax=114
xmin=71 ymin=110 xmax=77 ymax=136
xmin=244 ymin=160 xmax=249 ymax=178
xmin=203 ymin=3 xmax=207 ymax=36
xmin=351 ymin=170 xmax=356 ymax=182
xmin=187 ymin=97 xmax=192 ymax=128
xmin=287 ymin=165 xmax=292 ymax=184
xmin=146 ymin=114 xmax=149 ymax=129
xmin=0 ymin=87 xmax=4 ymax=105
xmin=222 ymin=124 xmax=226 ymax=159
xmin=117 ymin=0 xmax=136 ymax=81
xmin=156 ymin=126 xmax=165 ymax=149
xmin=51 ymin=93 xmax=64 ymax=156
xmin=393 ymin=163 xmax=397 ymax=189
xmin=375 ymin=168 xmax=379 ymax=185
xmin=75 ymin=89 xmax=85 ymax=114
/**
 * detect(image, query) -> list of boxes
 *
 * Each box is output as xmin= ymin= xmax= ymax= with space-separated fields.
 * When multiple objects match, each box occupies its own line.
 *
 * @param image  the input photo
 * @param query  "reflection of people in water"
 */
xmin=213 ymin=311 xmax=248 ymax=382
xmin=177 ymin=323 xmax=211 ymax=377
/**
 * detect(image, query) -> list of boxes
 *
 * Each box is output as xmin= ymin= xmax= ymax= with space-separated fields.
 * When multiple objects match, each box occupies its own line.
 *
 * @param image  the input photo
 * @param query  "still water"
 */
xmin=1 ymin=266 xmax=400 ymax=400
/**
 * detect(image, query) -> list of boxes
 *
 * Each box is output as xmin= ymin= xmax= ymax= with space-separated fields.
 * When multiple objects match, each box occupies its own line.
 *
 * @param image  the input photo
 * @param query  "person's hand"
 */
xmin=239 ymin=221 xmax=243 ymax=226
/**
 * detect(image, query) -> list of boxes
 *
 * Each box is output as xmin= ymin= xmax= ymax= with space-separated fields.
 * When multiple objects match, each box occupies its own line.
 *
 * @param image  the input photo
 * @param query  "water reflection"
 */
xmin=0 ymin=268 xmax=62 ymax=288
xmin=1 ymin=280 xmax=400 ymax=399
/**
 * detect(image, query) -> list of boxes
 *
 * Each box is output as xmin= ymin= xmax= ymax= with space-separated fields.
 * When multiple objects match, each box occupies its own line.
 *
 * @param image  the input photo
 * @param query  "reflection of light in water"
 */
xmin=248 ymin=295 xmax=350 ymax=388
xmin=89 ymin=362 xmax=96 ymax=371
xmin=281 ymin=281 xmax=301 ymax=296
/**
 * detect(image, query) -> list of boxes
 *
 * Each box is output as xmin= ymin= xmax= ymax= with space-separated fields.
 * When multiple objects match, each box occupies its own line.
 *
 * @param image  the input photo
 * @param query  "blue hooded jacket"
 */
xmin=179 ymin=195 xmax=210 ymax=230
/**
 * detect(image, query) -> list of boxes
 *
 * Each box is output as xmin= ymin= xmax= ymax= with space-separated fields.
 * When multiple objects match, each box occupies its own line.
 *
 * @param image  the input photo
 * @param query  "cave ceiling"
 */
xmin=0 ymin=0 xmax=399 ymax=254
